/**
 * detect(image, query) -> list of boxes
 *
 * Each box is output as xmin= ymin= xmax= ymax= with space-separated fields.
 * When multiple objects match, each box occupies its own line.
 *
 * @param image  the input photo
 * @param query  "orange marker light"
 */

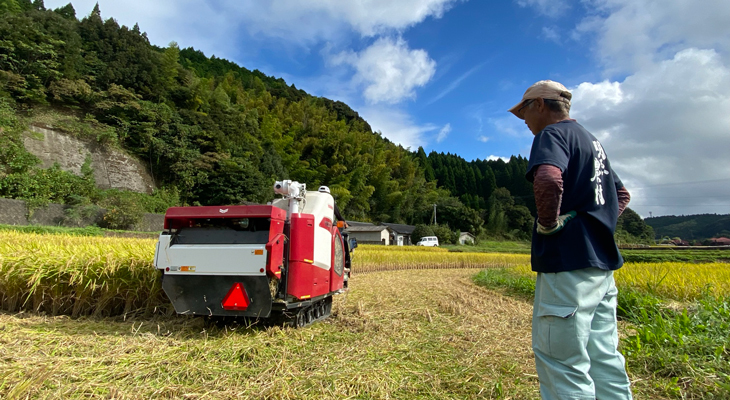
xmin=254 ymin=249 xmax=264 ymax=255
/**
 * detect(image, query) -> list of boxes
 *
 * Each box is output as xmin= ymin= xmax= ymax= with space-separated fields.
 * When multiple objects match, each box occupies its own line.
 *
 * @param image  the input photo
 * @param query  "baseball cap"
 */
xmin=508 ymin=80 xmax=572 ymax=119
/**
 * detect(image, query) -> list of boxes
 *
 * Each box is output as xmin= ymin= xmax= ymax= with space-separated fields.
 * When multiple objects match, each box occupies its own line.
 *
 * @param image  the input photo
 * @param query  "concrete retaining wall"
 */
xmin=0 ymin=197 xmax=164 ymax=232
xmin=0 ymin=198 xmax=29 ymax=225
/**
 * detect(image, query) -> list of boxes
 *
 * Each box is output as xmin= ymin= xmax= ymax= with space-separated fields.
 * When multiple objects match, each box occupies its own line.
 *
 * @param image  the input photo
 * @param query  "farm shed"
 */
xmin=344 ymin=225 xmax=392 ymax=245
xmin=381 ymin=223 xmax=416 ymax=246
xmin=459 ymin=232 xmax=476 ymax=245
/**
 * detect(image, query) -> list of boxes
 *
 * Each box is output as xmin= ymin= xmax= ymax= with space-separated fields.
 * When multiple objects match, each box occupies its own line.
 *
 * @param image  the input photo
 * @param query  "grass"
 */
xmin=472 ymin=264 xmax=730 ymax=399
xmin=444 ymin=240 xmax=531 ymax=254
xmin=620 ymin=249 xmax=730 ymax=263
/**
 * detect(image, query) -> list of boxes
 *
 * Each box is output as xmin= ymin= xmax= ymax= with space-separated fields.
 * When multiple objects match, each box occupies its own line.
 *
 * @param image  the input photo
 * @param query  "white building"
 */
xmin=344 ymin=225 xmax=392 ymax=245
xmin=458 ymin=232 xmax=476 ymax=245
xmin=380 ymin=223 xmax=416 ymax=246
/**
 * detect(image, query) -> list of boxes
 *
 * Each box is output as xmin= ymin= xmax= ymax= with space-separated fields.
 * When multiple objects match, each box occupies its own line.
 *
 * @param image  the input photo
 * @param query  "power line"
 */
xmin=629 ymin=177 xmax=730 ymax=189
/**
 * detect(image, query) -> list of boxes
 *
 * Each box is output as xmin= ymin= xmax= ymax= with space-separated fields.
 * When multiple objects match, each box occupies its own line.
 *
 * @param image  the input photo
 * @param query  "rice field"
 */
xmin=354 ymin=244 xmax=530 ymax=273
xmin=1 ymin=230 xmax=726 ymax=315
xmin=0 ymin=233 xmax=528 ymax=316
xmin=0 ymin=269 xmax=541 ymax=399
xmin=1 ymin=229 xmax=728 ymax=399
xmin=0 ymin=231 xmax=163 ymax=317
xmin=509 ymin=262 xmax=730 ymax=300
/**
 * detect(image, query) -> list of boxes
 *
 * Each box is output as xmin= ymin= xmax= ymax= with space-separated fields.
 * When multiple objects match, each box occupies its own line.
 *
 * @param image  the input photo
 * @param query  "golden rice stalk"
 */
xmin=353 ymin=245 xmax=530 ymax=273
xmin=511 ymin=262 xmax=730 ymax=300
xmin=0 ymin=231 xmax=165 ymax=316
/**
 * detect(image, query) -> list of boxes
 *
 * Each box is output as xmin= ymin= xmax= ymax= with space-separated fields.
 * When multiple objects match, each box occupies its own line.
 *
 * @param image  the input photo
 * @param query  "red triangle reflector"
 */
xmin=221 ymin=283 xmax=250 ymax=311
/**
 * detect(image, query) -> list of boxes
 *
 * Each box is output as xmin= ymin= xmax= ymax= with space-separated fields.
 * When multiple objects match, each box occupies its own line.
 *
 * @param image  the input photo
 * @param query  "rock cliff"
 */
xmin=23 ymin=125 xmax=156 ymax=194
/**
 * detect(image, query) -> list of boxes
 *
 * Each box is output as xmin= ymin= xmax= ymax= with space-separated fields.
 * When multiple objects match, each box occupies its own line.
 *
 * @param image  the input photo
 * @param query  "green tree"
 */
xmin=432 ymin=224 xmax=457 ymax=245
xmin=412 ymin=224 xmax=434 ymax=244
xmin=160 ymin=41 xmax=180 ymax=92
xmin=0 ymin=0 xmax=21 ymax=14
xmin=53 ymin=3 xmax=75 ymax=19
xmin=617 ymin=207 xmax=655 ymax=243
xmin=0 ymin=13 xmax=63 ymax=101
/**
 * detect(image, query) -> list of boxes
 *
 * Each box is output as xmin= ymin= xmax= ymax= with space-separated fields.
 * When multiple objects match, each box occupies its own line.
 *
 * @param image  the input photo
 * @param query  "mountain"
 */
xmin=0 ymin=1 xmax=533 ymax=238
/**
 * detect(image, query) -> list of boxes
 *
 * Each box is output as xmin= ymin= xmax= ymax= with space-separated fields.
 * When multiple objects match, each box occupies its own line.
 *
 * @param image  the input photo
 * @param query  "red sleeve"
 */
xmin=617 ymin=186 xmax=631 ymax=216
xmin=533 ymin=164 xmax=563 ymax=227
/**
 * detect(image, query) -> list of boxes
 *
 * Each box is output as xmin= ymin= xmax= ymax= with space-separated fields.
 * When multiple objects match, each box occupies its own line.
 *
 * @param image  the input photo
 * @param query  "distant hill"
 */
xmin=644 ymin=214 xmax=730 ymax=240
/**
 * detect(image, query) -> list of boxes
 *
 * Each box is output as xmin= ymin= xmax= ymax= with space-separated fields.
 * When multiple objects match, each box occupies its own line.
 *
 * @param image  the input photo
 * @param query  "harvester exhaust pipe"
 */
xmin=274 ymin=180 xmax=306 ymax=221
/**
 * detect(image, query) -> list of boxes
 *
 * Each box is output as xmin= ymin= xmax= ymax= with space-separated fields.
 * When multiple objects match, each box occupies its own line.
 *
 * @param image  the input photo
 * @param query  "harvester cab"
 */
xmin=154 ymin=180 xmax=352 ymax=327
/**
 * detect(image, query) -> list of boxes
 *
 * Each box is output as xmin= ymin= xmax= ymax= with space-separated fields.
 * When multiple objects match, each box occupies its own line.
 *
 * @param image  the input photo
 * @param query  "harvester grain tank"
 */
xmin=154 ymin=180 xmax=353 ymax=327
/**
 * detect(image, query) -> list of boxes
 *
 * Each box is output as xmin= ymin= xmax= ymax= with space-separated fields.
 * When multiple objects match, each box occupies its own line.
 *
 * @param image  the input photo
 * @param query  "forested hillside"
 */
xmin=645 ymin=214 xmax=730 ymax=241
xmin=0 ymin=1 xmax=543 ymax=238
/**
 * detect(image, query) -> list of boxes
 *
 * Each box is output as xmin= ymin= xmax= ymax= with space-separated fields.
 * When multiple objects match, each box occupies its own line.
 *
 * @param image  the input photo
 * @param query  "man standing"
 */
xmin=509 ymin=80 xmax=633 ymax=400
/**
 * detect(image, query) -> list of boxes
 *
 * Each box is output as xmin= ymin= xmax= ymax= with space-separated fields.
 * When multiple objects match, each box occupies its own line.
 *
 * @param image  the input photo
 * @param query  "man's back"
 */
xmin=526 ymin=120 xmax=624 ymax=272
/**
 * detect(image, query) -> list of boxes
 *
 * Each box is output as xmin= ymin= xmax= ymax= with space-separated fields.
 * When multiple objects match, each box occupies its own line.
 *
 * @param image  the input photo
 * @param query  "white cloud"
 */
xmin=561 ymin=0 xmax=730 ymax=216
xmin=576 ymin=0 xmax=730 ymax=74
xmin=237 ymin=0 xmax=460 ymax=40
xmin=489 ymin=116 xmax=533 ymax=139
xmin=541 ymin=26 xmax=561 ymax=44
xmin=516 ymin=0 xmax=570 ymax=18
xmin=426 ymin=61 xmax=488 ymax=105
xmin=477 ymin=136 xmax=489 ymax=143
xmin=50 ymin=0 xmax=460 ymax=45
xmin=571 ymin=48 xmax=730 ymax=216
xmin=359 ymin=106 xmax=438 ymax=149
xmin=487 ymin=155 xmax=510 ymax=162
xmin=436 ymin=124 xmax=451 ymax=143
xmin=331 ymin=37 xmax=436 ymax=104
xmin=47 ymin=0 xmax=459 ymax=69
xmin=43 ymin=0 xmax=263 ymax=65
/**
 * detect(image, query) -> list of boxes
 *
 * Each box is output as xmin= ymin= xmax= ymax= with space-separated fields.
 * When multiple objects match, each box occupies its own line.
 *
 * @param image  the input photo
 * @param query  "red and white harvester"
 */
xmin=154 ymin=180 xmax=353 ymax=327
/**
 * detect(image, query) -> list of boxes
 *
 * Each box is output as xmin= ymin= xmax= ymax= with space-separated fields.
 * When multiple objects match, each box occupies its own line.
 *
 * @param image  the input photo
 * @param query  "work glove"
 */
xmin=537 ymin=211 xmax=577 ymax=235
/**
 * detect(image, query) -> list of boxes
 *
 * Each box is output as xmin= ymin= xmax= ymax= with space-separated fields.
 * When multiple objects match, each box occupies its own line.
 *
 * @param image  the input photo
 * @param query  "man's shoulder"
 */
xmin=547 ymin=119 xmax=582 ymax=131
xmin=542 ymin=120 xmax=596 ymax=140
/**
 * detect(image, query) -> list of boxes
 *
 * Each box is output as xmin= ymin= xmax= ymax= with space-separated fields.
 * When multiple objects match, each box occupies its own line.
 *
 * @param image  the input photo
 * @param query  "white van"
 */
xmin=416 ymin=236 xmax=439 ymax=247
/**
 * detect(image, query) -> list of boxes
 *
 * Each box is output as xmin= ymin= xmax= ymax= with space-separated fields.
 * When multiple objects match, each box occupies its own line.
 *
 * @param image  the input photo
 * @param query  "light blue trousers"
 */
xmin=532 ymin=268 xmax=633 ymax=400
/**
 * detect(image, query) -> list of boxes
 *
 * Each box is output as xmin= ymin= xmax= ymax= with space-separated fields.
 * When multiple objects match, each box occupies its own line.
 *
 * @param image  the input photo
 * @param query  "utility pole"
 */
xmin=432 ymin=204 xmax=437 ymax=225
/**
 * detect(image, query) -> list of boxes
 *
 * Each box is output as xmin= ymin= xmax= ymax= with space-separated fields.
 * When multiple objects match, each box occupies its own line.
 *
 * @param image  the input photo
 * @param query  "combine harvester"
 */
xmin=154 ymin=180 xmax=354 ymax=327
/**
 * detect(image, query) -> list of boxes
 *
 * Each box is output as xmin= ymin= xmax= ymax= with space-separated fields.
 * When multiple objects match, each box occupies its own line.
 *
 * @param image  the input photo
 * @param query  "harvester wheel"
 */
xmin=306 ymin=308 xmax=314 ymax=324
xmin=296 ymin=310 xmax=306 ymax=328
xmin=313 ymin=305 xmax=321 ymax=319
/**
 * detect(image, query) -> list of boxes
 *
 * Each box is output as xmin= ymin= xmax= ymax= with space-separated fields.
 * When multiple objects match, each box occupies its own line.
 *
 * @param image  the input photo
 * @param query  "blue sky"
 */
xmin=44 ymin=0 xmax=730 ymax=218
